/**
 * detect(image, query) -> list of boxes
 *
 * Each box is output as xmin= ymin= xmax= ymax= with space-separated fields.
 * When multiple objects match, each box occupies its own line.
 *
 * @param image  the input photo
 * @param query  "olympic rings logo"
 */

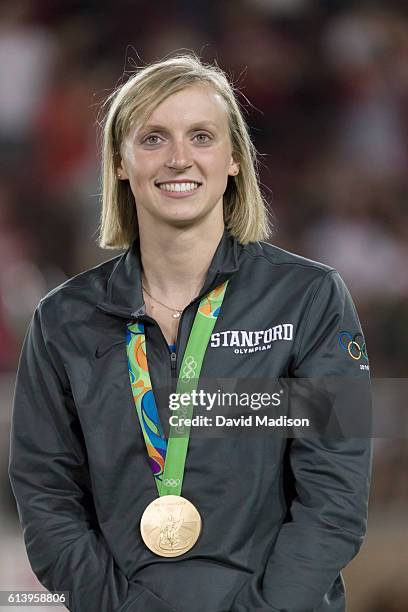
xmin=181 ymin=355 xmax=197 ymax=382
xmin=338 ymin=331 xmax=368 ymax=361
xmin=163 ymin=478 xmax=181 ymax=487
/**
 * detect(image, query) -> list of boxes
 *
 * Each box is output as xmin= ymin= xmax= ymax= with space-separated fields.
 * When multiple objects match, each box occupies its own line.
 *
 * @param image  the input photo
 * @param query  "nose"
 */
xmin=165 ymin=139 xmax=193 ymax=171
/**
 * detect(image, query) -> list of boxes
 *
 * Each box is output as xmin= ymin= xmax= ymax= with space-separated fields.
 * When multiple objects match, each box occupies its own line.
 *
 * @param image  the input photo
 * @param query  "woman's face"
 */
xmin=117 ymin=84 xmax=239 ymax=231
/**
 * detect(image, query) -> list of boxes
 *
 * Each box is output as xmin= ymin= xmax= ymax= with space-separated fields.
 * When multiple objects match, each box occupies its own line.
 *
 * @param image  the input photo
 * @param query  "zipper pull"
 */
xmin=170 ymin=351 xmax=177 ymax=371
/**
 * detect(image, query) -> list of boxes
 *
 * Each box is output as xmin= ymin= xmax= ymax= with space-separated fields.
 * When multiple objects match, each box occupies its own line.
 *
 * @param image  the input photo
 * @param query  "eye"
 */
xmin=193 ymin=133 xmax=212 ymax=144
xmin=143 ymin=134 xmax=163 ymax=146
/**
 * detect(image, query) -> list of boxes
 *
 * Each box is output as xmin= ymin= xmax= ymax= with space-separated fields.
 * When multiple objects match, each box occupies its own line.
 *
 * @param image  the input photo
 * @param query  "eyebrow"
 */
xmin=138 ymin=121 xmax=219 ymax=134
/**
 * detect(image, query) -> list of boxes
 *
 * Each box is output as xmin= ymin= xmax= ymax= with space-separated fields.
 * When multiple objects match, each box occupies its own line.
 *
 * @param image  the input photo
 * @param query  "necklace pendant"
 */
xmin=172 ymin=311 xmax=182 ymax=319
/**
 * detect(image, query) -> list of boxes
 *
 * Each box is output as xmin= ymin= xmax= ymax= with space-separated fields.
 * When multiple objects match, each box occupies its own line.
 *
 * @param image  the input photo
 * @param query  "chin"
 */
xmin=159 ymin=206 xmax=210 ymax=226
xmin=165 ymin=215 xmax=204 ymax=229
xmin=152 ymin=200 xmax=222 ymax=229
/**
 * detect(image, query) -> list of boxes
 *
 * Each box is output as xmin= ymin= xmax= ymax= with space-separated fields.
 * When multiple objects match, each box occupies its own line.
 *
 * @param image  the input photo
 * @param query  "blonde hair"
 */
xmin=99 ymin=51 xmax=271 ymax=249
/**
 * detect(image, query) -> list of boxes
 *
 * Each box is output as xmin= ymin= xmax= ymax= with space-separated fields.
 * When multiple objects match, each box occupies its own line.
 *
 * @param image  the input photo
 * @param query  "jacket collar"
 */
xmin=97 ymin=229 xmax=242 ymax=319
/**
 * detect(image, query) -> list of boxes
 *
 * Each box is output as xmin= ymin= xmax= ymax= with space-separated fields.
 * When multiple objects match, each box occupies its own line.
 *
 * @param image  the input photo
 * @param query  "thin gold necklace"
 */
xmin=142 ymin=284 xmax=183 ymax=319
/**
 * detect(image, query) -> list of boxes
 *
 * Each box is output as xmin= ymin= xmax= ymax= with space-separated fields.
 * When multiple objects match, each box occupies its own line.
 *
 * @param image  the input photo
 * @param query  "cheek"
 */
xmin=216 ymin=158 xmax=234 ymax=186
xmin=127 ymin=157 xmax=156 ymax=188
xmin=203 ymin=150 xmax=232 ymax=181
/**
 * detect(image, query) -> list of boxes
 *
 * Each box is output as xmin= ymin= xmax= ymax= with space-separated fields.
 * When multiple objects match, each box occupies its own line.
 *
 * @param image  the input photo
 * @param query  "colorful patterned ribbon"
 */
xmin=126 ymin=282 xmax=228 ymax=496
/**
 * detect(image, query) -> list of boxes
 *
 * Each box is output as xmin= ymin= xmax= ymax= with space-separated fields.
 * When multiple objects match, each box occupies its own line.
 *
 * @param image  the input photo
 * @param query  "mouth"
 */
xmin=154 ymin=180 xmax=202 ymax=195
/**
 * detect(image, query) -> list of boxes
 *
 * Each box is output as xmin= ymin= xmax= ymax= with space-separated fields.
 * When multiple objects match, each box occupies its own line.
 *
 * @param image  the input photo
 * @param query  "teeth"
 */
xmin=158 ymin=182 xmax=200 ymax=192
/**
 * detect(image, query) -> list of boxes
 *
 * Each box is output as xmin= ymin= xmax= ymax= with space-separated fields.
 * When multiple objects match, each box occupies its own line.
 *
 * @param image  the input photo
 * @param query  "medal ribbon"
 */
xmin=126 ymin=281 xmax=228 ymax=497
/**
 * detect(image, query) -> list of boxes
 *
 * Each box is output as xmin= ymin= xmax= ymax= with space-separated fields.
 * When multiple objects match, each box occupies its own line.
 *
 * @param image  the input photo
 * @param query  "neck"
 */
xmin=139 ymin=220 xmax=224 ymax=299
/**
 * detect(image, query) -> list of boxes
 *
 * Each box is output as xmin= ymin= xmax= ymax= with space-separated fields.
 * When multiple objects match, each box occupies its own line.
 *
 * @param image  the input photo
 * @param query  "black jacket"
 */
xmin=9 ymin=231 xmax=372 ymax=612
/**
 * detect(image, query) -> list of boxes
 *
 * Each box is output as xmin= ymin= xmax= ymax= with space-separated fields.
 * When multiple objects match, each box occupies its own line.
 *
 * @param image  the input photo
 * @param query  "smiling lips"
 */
xmin=155 ymin=180 xmax=202 ymax=196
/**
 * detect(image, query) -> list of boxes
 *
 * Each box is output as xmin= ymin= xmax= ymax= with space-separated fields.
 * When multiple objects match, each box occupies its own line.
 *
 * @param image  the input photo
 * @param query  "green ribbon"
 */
xmin=127 ymin=281 xmax=228 ymax=497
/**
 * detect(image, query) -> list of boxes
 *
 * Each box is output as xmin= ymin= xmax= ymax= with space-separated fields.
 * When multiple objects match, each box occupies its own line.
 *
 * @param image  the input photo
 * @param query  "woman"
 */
xmin=9 ymin=53 xmax=372 ymax=612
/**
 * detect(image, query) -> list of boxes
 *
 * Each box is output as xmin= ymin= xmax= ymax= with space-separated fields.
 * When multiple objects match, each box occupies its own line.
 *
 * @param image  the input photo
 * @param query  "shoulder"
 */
xmin=247 ymin=243 xmax=361 ymax=339
xmin=241 ymin=240 xmax=338 ymax=286
xmin=238 ymin=240 xmax=355 ymax=308
xmin=243 ymin=240 xmax=334 ymax=274
xmin=36 ymin=252 xmax=123 ymax=321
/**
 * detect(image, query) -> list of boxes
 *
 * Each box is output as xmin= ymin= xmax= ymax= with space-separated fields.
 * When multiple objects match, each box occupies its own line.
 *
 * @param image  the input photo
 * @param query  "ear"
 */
xmin=113 ymin=151 xmax=129 ymax=181
xmin=228 ymin=156 xmax=240 ymax=177
xmin=116 ymin=159 xmax=129 ymax=180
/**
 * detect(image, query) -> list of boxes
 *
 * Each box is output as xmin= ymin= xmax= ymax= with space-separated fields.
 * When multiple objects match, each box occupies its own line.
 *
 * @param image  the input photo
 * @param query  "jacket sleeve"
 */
xmin=8 ymin=304 xmax=177 ymax=612
xmin=232 ymin=270 xmax=372 ymax=612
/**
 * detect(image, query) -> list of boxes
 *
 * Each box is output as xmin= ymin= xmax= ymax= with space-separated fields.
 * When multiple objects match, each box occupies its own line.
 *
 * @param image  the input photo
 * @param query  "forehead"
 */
xmin=141 ymin=84 xmax=229 ymax=130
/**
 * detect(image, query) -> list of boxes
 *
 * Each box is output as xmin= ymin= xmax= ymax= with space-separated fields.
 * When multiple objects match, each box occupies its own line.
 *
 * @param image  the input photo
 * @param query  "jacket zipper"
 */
xmin=170 ymin=350 xmax=177 ymax=369
xmin=167 ymin=298 xmax=197 ymax=392
xmin=170 ymin=351 xmax=177 ymax=380
xmin=169 ymin=280 xmax=219 ymax=387
xmin=169 ymin=310 xmax=184 ymax=392
xmin=142 ymin=317 xmax=180 ymax=392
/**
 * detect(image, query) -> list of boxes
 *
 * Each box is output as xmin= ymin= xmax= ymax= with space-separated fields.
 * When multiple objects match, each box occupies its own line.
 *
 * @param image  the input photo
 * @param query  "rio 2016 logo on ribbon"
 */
xmin=181 ymin=355 xmax=197 ymax=382
xmin=338 ymin=331 xmax=368 ymax=361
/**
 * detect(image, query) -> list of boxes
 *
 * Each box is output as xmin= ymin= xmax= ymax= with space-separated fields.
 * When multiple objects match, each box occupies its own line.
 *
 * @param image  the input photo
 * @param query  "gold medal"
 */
xmin=140 ymin=495 xmax=202 ymax=557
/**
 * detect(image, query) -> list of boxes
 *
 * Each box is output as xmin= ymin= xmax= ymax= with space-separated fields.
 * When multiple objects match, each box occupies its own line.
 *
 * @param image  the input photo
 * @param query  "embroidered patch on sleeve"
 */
xmin=338 ymin=331 xmax=369 ymax=370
